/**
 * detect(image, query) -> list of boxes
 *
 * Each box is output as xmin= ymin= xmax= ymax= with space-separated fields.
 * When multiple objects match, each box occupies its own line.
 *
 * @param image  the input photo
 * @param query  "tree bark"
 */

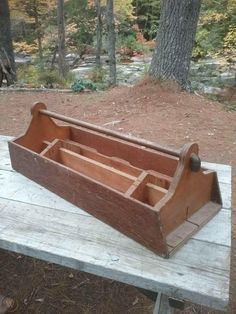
xmin=106 ymin=0 xmax=116 ymax=86
xmin=33 ymin=2 xmax=43 ymax=62
xmin=57 ymin=0 xmax=66 ymax=78
xmin=149 ymin=0 xmax=201 ymax=89
xmin=0 ymin=0 xmax=16 ymax=85
xmin=95 ymin=0 xmax=102 ymax=67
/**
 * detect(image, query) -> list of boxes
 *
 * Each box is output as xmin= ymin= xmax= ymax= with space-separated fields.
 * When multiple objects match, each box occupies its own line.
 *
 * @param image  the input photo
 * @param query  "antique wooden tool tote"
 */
xmin=8 ymin=102 xmax=222 ymax=258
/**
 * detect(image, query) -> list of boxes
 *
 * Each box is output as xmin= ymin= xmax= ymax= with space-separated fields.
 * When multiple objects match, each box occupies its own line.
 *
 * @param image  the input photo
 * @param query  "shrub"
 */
xmin=71 ymin=79 xmax=97 ymax=92
xmin=118 ymin=34 xmax=150 ymax=57
xmin=17 ymin=64 xmax=40 ymax=86
xmin=87 ymin=66 xmax=106 ymax=83
xmin=38 ymin=70 xmax=65 ymax=88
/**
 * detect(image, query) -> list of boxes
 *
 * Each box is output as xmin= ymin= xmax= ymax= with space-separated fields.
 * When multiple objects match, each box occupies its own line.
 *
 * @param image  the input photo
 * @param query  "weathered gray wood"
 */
xmin=0 ymin=149 xmax=11 ymax=171
xmin=0 ymin=170 xmax=90 ymax=216
xmin=153 ymin=293 xmax=174 ymax=314
xmin=0 ymin=164 xmax=231 ymax=216
xmin=0 ymin=135 xmax=12 ymax=151
xmin=192 ymin=209 xmax=231 ymax=247
xmin=202 ymin=162 xmax=231 ymax=185
xmin=0 ymin=137 xmax=231 ymax=311
xmin=0 ymin=196 xmax=230 ymax=311
xmin=202 ymin=162 xmax=232 ymax=209
xmin=218 ymin=182 xmax=231 ymax=209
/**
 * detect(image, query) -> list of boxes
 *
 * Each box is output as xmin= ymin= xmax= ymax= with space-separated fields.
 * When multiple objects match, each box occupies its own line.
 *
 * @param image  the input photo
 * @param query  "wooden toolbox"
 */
xmin=8 ymin=102 xmax=222 ymax=258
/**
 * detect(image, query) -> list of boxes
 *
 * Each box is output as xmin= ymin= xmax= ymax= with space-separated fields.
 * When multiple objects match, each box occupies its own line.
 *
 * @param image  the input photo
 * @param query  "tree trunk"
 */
xmin=0 ymin=0 xmax=16 ymax=85
xmin=149 ymin=0 xmax=201 ymax=89
xmin=57 ymin=0 xmax=66 ymax=78
xmin=34 ymin=4 xmax=43 ymax=62
xmin=106 ymin=0 xmax=116 ymax=86
xmin=95 ymin=0 xmax=102 ymax=67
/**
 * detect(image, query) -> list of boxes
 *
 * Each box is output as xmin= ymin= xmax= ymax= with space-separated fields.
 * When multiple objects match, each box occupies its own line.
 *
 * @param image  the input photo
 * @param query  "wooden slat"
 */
xmin=166 ymin=221 xmax=198 ymax=248
xmin=64 ymin=139 xmax=142 ymax=177
xmin=146 ymin=169 xmax=172 ymax=189
xmin=0 ymin=169 xmax=90 ymax=216
xmin=202 ymin=162 xmax=231 ymax=185
xmin=40 ymin=139 xmax=60 ymax=156
xmin=59 ymin=148 xmax=135 ymax=193
xmin=0 ymin=149 xmax=12 ymax=171
xmin=125 ymin=172 xmax=149 ymax=196
xmin=64 ymin=139 xmax=172 ymax=188
xmin=0 ymin=197 xmax=230 ymax=311
xmin=187 ymin=201 xmax=222 ymax=226
xmin=146 ymin=183 xmax=167 ymax=205
xmin=128 ymin=174 xmax=168 ymax=206
xmin=219 ymin=182 xmax=231 ymax=209
xmin=70 ymin=127 xmax=179 ymax=177
xmin=0 ymin=135 xmax=13 ymax=148
xmin=192 ymin=209 xmax=231 ymax=247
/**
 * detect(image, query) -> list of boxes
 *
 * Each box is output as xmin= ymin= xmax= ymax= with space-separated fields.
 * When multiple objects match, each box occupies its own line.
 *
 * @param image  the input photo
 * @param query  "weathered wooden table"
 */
xmin=0 ymin=135 xmax=231 ymax=313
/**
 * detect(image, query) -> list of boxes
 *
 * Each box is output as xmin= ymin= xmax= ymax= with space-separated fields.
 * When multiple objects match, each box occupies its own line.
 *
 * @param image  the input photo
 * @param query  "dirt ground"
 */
xmin=0 ymin=80 xmax=235 ymax=314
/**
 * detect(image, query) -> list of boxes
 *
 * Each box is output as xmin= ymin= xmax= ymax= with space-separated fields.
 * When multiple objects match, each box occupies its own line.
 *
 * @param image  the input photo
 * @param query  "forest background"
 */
xmin=5 ymin=0 xmax=236 ymax=93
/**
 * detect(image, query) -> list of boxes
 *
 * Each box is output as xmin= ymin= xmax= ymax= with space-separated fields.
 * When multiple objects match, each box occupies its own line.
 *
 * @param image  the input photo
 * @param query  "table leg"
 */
xmin=153 ymin=293 xmax=174 ymax=314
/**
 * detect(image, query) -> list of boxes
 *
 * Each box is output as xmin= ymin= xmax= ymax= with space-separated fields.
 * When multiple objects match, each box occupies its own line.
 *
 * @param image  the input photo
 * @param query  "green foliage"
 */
xmin=38 ymin=70 xmax=66 ymax=87
xmin=193 ymin=0 xmax=236 ymax=57
xmin=114 ymin=0 xmax=134 ymax=18
xmin=71 ymin=79 xmax=97 ymax=92
xmin=224 ymin=26 xmax=236 ymax=52
xmin=17 ymin=64 xmax=40 ymax=85
xmin=17 ymin=63 xmax=75 ymax=88
xmin=134 ymin=0 xmax=161 ymax=40
xmin=65 ymin=0 xmax=96 ymax=53
xmin=87 ymin=66 xmax=106 ymax=83
xmin=118 ymin=34 xmax=150 ymax=56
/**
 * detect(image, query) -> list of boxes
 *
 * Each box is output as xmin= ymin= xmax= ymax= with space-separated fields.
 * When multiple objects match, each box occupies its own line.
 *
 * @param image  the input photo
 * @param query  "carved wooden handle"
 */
xmin=31 ymin=102 xmax=201 ymax=171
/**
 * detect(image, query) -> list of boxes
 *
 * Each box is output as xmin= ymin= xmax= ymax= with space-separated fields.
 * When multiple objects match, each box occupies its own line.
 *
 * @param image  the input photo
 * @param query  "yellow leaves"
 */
xmin=66 ymin=22 xmax=77 ymax=34
xmin=224 ymin=27 xmax=236 ymax=50
xmin=13 ymin=41 xmax=38 ymax=54
xmin=200 ymin=12 xmax=228 ymax=25
xmin=114 ymin=0 xmax=134 ymax=18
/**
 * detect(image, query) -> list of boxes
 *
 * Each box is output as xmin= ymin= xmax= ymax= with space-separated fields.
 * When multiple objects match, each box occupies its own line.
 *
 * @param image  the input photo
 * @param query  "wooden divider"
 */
xmin=40 ymin=138 xmax=170 ymax=206
xmin=59 ymin=148 xmax=135 ymax=193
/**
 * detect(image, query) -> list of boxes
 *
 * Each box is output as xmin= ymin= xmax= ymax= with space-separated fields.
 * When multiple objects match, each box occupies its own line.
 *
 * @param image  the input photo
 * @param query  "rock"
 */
xmin=15 ymin=53 xmax=32 ymax=64
xmin=219 ymin=71 xmax=236 ymax=86
xmin=202 ymin=86 xmax=224 ymax=95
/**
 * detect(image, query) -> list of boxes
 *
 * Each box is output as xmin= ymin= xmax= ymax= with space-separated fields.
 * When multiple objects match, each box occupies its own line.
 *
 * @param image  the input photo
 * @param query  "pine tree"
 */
xmin=149 ymin=0 xmax=201 ymax=90
xmin=106 ymin=0 xmax=116 ymax=86
xmin=0 ymin=0 xmax=16 ymax=86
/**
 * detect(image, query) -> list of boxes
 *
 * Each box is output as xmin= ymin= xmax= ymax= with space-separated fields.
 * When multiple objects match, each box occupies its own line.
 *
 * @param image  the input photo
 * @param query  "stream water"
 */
xmin=71 ymin=54 xmax=236 ymax=95
xmin=15 ymin=53 xmax=236 ymax=95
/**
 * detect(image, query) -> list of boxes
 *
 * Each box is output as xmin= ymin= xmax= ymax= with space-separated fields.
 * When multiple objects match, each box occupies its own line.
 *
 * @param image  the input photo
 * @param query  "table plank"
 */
xmin=192 ymin=209 xmax=231 ymax=247
xmin=202 ymin=162 xmax=232 ymax=185
xmin=0 ymin=135 xmax=12 ymax=151
xmin=0 ymin=198 xmax=230 ymax=311
xmin=0 ymin=149 xmax=12 ymax=172
xmin=0 ymin=170 xmax=90 ymax=217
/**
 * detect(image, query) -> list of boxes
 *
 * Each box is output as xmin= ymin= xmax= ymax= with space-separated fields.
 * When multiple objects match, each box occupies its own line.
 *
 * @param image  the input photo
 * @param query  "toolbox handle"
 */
xmin=32 ymin=102 xmax=201 ymax=171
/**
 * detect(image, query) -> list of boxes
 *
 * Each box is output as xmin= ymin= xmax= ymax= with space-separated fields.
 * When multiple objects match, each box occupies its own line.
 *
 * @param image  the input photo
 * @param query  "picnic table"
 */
xmin=0 ymin=135 xmax=231 ymax=313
